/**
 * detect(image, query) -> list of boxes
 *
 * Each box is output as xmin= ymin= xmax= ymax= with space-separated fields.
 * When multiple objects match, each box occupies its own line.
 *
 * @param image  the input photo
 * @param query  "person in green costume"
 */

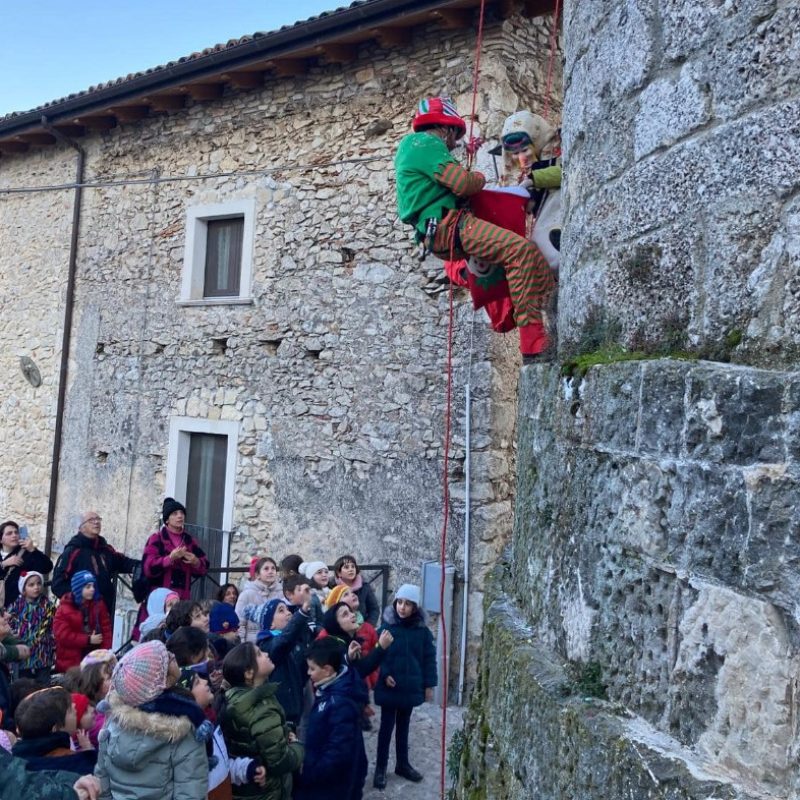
xmin=394 ymin=96 xmax=556 ymax=360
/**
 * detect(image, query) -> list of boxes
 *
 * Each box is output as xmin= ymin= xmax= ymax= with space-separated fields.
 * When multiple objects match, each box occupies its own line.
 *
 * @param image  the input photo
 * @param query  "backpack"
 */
xmin=130 ymin=560 xmax=151 ymax=604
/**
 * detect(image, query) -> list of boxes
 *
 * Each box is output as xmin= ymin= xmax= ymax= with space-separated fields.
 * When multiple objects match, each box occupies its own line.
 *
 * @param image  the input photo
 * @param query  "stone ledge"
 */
xmin=460 ymin=592 xmax=768 ymax=800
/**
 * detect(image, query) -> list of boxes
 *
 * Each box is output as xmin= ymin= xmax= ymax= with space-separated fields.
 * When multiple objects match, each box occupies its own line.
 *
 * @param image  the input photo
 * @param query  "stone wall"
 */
xmin=0 ymin=8 xmax=560 ymax=690
xmin=461 ymin=360 xmax=800 ymax=799
xmin=0 ymin=150 xmax=74 ymax=525
xmin=559 ymin=0 xmax=800 ymax=366
xmin=459 ymin=0 xmax=800 ymax=796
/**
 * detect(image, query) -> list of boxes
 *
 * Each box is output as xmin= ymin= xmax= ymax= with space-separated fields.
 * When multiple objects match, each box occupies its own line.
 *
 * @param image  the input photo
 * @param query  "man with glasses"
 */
xmin=51 ymin=511 xmax=139 ymax=615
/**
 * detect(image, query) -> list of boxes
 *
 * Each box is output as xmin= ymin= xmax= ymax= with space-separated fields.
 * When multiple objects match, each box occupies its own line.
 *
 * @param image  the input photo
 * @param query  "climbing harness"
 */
xmin=418 ymin=217 xmax=439 ymax=261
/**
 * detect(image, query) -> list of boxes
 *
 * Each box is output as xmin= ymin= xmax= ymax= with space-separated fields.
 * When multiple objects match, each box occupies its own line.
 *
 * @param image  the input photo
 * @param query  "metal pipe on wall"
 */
xmin=457 ymin=382 xmax=472 ymax=705
xmin=41 ymin=116 xmax=85 ymax=557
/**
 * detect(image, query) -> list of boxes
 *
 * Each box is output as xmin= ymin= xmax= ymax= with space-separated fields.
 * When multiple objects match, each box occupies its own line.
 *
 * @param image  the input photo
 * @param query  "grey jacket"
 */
xmin=96 ymin=692 xmax=208 ymax=800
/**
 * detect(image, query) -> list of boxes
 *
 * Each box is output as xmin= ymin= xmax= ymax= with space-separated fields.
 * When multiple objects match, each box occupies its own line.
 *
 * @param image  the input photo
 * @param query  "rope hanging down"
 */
xmin=438 ymin=2 xmax=486 ymax=798
xmin=437 ymin=1 xmax=561 ymax=796
xmin=543 ymin=0 xmax=562 ymax=122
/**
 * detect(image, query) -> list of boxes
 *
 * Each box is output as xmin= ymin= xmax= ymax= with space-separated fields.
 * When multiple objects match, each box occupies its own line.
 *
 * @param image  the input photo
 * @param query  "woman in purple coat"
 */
xmin=141 ymin=499 xmax=209 ymax=600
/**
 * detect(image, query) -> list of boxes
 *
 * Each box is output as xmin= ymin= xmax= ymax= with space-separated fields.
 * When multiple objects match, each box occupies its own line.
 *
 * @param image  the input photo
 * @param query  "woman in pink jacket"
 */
xmin=141 ymin=498 xmax=209 ymax=600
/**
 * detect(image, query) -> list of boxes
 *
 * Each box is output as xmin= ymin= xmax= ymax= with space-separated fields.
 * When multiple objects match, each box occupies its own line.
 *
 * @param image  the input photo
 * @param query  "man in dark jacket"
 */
xmin=51 ymin=511 xmax=139 ymax=614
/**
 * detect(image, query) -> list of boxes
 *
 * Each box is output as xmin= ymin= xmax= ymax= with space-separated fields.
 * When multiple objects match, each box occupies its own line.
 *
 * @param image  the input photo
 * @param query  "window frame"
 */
xmin=165 ymin=416 xmax=240 ymax=571
xmin=179 ymin=199 xmax=255 ymax=305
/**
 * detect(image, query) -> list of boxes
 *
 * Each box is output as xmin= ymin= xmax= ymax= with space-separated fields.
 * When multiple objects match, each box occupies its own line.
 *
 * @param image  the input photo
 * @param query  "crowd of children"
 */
xmin=0 ymin=529 xmax=437 ymax=800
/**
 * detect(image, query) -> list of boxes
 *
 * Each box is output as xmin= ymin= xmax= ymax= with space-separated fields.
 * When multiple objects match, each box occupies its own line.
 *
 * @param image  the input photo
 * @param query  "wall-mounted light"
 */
xmin=20 ymin=356 xmax=42 ymax=388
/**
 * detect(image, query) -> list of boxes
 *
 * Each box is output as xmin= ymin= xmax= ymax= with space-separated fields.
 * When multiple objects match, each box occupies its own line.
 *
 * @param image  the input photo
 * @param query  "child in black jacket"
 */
xmin=294 ymin=639 xmax=367 ymax=800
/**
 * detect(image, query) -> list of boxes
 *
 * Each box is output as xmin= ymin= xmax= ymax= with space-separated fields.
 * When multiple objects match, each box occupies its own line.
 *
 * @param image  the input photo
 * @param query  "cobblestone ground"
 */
xmin=362 ymin=702 xmax=465 ymax=799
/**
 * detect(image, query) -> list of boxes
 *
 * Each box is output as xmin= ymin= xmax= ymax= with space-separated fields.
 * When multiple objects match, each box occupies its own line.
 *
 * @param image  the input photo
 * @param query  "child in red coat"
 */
xmin=53 ymin=571 xmax=112 ymax=673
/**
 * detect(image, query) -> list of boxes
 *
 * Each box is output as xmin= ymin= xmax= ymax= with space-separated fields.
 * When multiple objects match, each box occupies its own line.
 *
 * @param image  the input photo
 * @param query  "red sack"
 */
xmin=444 ymin=188 xmax=528 ymax=333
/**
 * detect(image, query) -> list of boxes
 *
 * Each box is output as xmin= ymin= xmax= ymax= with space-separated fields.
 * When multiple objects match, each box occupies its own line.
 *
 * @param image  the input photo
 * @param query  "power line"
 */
xmin=0 ymin=154 xmax=388 ymax=195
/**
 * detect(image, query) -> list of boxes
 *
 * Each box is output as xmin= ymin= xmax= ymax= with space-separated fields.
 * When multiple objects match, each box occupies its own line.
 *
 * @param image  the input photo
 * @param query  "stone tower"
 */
xmin=460 ymin=0 xmax=800 ymax=797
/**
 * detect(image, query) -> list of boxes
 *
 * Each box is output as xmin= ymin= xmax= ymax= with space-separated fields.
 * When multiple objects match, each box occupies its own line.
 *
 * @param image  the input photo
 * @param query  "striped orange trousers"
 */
xmin=432 ymin=209 xmax=555 ymax=325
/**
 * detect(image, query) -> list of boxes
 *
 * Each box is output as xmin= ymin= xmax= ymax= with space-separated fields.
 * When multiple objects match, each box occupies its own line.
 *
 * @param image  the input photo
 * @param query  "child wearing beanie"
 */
xmin=95 ymin=640 xmax=209 ymax=800
xmin=244 ymin=594 xmax=314 ymax=728
xmin=7 ymin=570 xmax=56 ymax=684
xmin=372 ymin=584 xmax=437 ymax=790
xmin=324 ymin=585 xmax=380 ymax=687
xmin=300 ymin=560 xmax=330 ymax=630
xmin=53 ymin=570 xmax=112 ymax=673
xmin=70 ymin=692 xmax=96 ymax=751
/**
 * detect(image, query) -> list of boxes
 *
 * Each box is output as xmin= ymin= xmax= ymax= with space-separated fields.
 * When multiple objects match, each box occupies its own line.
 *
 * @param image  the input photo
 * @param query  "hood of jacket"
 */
xmin=240 ymin=578 xmax=270 ymax=596
xmin=12 ymin=731 xmax=71 ymax=759
xmin=100 ymin=691 xmax=195 ymax=769
xmin=64 ymin=531 xmax=111 ymax=551
xmin=382 ymin=604 xmax=427 ymax=627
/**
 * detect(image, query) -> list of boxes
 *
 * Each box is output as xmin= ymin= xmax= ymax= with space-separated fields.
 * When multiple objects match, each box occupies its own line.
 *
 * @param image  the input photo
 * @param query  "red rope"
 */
xmin=543 ymin=0 xmax=562 ymax=121
xmin=465 ymin=0 xmax=487 ymax=170
xmin=439 ymin=2 xmax=486 ymax=798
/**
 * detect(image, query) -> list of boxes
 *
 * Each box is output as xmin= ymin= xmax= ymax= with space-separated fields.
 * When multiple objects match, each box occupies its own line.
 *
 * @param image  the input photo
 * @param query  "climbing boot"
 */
xmin=395 ymin=764 xmax=424 ymax=782
xmin=373 ymin=767 xmax=387 ymax=790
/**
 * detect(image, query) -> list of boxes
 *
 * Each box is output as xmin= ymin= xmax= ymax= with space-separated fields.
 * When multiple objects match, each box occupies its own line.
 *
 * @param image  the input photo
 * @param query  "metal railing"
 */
xmin=111 ymin=562 xmax=391 ymax=655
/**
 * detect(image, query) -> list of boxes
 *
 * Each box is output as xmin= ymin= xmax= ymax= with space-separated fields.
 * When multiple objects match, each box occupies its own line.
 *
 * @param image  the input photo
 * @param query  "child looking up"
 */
xmin=372 ymin=584 xmax=437 ymax=790
xmin=253 ymin=594 xmax=314 ymax=728
xmin=8 ymin=571 xmax=56 ymax=684
xmin=294 ymin=638 xmax=368 ymax=800
xmin=53 ymin=571 xmax=112 ymax=673
xmin=333 ymin=556 xmax=379 ymax=626
xmin=177 ymin=664 xmax=266 ymax=800
xmin=219 ymin=642 xmax=304 ymax=800
xmin=95 ymin=640 xmax=208 ymax=800
xmin=236 ymin=557 xmax=283 ymax=643
xmin=11 ymin=687 xmax=97 ymax=774
xmin=300 ymin=561 xmax=330 ymax=628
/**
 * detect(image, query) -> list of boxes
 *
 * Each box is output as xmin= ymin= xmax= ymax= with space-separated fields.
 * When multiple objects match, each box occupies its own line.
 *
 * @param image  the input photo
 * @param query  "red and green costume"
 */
xmin=394 ymin=129 xmax=554 ymax=356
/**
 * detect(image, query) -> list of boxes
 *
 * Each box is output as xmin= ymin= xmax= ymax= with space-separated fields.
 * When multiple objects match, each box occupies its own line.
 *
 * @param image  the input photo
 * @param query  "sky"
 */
xmin=0 ymin=1 xmax=342 ymax=116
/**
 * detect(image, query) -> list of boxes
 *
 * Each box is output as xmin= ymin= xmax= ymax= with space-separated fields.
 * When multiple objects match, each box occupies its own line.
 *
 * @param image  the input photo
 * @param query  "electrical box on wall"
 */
xmin=421 ymin=560 xmax=455 ymax=613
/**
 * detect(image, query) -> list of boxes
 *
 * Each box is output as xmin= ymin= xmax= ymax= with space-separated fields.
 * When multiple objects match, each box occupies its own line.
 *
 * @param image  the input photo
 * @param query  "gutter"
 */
xmin=41 ymin=116 xmax=84 ymax=557
xmin=0 ymin=0 xmax=484 ymax=138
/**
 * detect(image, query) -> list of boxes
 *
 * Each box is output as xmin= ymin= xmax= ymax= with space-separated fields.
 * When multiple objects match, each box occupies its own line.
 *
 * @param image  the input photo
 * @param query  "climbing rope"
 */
xmin=438 ymin=2 xmax=486 ymax=798
xmin=543 ymin=0 xmax=562 ymax=122
xmin=438 ymin=1 xmax=560 ymax=794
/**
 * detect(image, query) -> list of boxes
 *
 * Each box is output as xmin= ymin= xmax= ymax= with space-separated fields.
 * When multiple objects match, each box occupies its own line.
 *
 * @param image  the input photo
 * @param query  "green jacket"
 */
xmin=0 ymin=748 xmax=80 ymax=800
xmin=0 ymin=632 xmax=23 ymax=663
xmin=220 ymin=682 xmax=304 ymax=800
xmin=394 ymin=131 xmax=459 ymax=237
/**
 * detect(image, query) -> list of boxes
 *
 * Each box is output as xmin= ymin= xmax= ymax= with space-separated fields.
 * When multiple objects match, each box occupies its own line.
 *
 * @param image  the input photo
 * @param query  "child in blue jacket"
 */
xmin=294 ymin=638 xmax=367 ymax=800
xmin=372 ymin=584 xmax=437 ymax=790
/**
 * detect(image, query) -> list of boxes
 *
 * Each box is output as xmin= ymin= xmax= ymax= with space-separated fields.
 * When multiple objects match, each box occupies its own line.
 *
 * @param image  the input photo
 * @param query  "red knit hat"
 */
xmin=71 ymin=693 xmax=91 ymax=725
xmin=412 ymin=97 xmax=466 ymax=137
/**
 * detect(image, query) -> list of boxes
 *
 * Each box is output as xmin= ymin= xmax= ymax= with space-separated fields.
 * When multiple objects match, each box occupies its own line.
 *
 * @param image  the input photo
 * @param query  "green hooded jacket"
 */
xmin=220 ymin=681 xmax=304 ymax=800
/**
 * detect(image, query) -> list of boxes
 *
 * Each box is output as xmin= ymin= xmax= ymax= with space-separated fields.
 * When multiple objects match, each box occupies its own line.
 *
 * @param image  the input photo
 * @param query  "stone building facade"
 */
xmin=0 ymin=1 xmax=561 ymax=689
xmin=461 ymin=0 xmax=800 ymax=797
